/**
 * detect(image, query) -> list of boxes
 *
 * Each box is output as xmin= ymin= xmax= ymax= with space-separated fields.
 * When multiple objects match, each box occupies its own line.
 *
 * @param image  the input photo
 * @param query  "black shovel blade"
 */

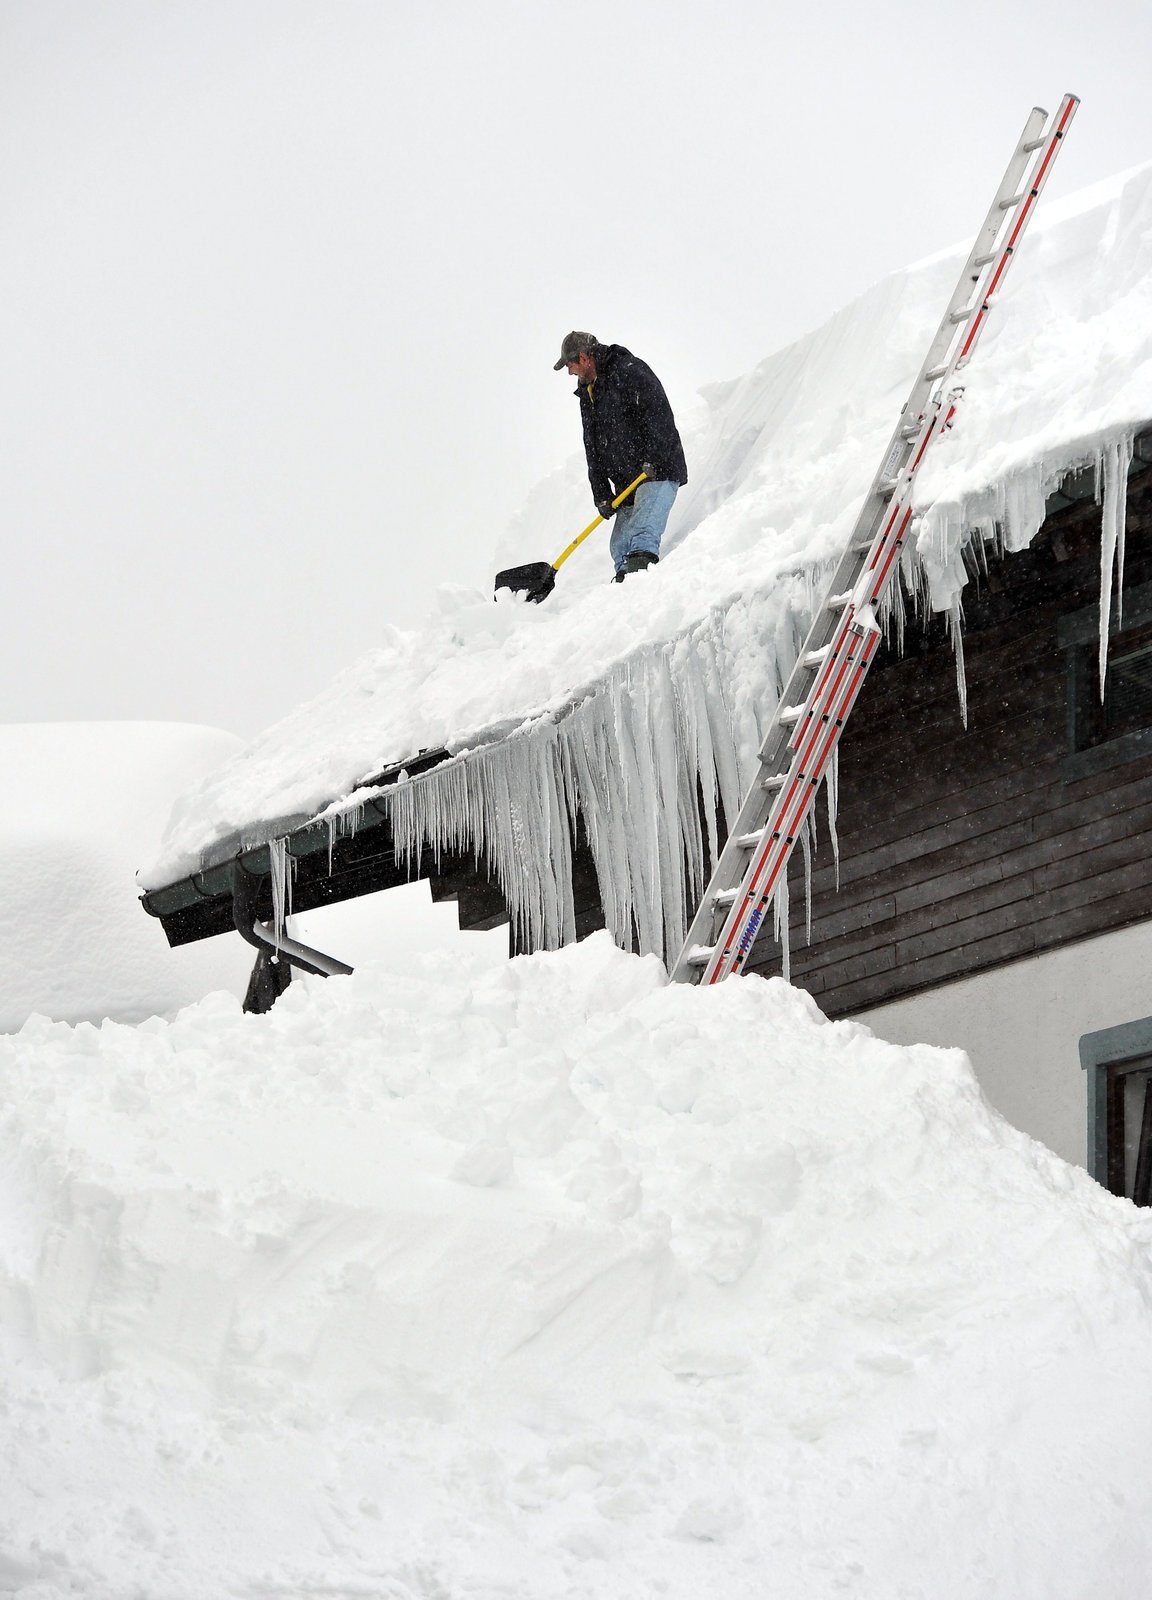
xmin=494 ymin=560 xmax=557 ymax=604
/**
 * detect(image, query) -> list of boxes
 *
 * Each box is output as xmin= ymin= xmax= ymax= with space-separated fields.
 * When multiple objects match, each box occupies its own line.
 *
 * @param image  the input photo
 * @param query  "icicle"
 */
xmin=1098 ymin=433 xmax=1135 ymax=696
xmin=359 ymin=573 xmax=912 ymax=968
xmin=799 ymin=816 xmax=813 ymax=946
xmin=947 ymin=600 xmax=968 ymax=728
xmin=267 ymin=837 xmax=294 ymax=951
xmin=825 ymin=747 xmax=841 ymax=893
xmin=338 ymin=800 xmax=366 ymax=841
xmin=877 ymin=565 xmax=908 ymax=656
xmin=772 ymin=876 xmax=791 ymax=985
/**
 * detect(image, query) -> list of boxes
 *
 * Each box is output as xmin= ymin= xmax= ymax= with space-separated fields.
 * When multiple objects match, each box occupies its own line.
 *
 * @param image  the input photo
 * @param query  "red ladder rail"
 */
xmin=671 ymin=94 xmax=1078 ymax=987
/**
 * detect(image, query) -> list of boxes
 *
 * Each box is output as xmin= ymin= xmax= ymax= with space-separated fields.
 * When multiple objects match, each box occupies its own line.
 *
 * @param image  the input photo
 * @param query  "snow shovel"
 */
xmin=494 ymin=472 xmax=648 ymax=603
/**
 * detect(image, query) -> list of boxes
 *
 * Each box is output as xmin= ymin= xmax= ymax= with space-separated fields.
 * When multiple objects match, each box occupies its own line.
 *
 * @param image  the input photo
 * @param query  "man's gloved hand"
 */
xmin=596 ymin=498 xmax=615 ymax=520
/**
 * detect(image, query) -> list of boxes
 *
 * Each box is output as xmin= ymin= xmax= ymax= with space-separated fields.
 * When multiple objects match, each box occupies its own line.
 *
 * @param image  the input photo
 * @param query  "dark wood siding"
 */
xmin=747 ymin=468 xmax=1152 ymax=1014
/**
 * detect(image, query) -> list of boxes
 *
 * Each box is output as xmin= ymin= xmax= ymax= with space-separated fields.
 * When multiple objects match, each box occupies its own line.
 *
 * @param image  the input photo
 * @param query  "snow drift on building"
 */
xmin=143 ymin=163 xmax=1152 ymax=962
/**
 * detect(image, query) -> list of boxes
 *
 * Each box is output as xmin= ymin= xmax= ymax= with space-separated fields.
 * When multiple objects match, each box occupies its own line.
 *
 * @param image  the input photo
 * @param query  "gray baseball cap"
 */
xmin=553 ymin=331 xmax=598 ymax=371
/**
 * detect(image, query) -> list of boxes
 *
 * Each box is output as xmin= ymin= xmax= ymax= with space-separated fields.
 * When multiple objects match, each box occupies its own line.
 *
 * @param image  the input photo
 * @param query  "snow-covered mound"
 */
xmin=0 ymin=723 xmax=252 ymax=1030
xmin=3 ymin=934 xmax=1152 ymax=1597
xmin=143 ymin=164 xmax=1152 ymax=960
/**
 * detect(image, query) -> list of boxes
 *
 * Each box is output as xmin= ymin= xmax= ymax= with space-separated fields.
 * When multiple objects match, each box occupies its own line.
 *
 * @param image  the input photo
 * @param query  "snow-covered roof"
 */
xmin=143 ymin=162 xmax=1152 ymax=958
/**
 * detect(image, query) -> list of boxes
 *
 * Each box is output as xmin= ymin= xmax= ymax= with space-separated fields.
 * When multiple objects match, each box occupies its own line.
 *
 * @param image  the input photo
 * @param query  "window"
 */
xmin=1060 ymin=582 xmax=1152 ymax=771
xmin=1072 ymin=621 xmax=1152 ymax=752
xmin=1081 ymin=1020 xmax=1152 ymax=1202
xmin=1098 ymin=1056 xmax=1152 ymax=1203
xmin=1104 ymin=631 xmax=1152 ymax=741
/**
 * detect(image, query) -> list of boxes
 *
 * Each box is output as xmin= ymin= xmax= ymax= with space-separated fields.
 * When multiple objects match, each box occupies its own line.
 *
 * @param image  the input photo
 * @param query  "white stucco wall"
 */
xmin=852 ymin=920 xmax=1152 ymax=1170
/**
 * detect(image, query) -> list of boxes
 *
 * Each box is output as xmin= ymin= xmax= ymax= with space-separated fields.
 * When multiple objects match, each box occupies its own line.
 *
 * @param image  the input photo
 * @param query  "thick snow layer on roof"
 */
xmin=144 ymin=162 xmax=1152 ymax=947
xmin=3 ymin=935 xmax=1152 ymax=1596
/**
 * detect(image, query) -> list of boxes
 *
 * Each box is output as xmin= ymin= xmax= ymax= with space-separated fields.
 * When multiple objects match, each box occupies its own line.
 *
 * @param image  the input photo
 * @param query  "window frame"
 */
xmin=1080 ymin=1017 xmax=1152 ymax=1199
xmin=1059 ymin=577 xmax=1152 ymax=780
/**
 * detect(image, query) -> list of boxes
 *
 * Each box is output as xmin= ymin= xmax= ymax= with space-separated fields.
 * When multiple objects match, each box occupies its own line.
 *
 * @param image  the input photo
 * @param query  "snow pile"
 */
xmin=2 ymin=933 xmax=1152 ymax=1597
xmin=0 ymin=723 xmax=252 ymax=1031
xmin=144 ymin=164 xmax=1152 ymax=960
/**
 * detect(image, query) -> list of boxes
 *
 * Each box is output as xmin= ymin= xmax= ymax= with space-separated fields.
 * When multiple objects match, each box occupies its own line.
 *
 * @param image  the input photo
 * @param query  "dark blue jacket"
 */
xmin=576 ymin=344 xmax=688 ymax=505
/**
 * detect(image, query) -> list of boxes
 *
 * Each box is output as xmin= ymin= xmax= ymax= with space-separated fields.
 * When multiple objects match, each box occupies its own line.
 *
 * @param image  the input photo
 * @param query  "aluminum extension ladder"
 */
xmin=671 ymin=95 xmax=1079 ymax=988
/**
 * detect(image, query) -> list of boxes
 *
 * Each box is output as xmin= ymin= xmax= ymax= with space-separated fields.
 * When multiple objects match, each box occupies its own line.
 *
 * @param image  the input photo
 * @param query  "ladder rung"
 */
xmin=1022 ymin=135 xmax=1046 ymax=153
xmin=901 ymin=421 xmax=921 ymax=439
xmin=924 ymin=363 xmax=948 ymax=381
xmin=736 ymin=830 xmax=764 ymax=848
xmin=778 ymin=704 xmax=805 ymax=724
xmin=761 ymin=772 xmax=785 ymax=791
xmin=826 ymin=590 xmax=852 ymax=608
xmin=949 ymin=306 xmax=975 ymax=324
xmin=714 ymin=887 xmax=737 ymax=908
xmin=877 ymin=476 xmax=899 ymax=494
xmin=972 ymin=251 xmax=996 ymax=267
xmin=998 ymin=192 xmax=1025 ymax=210
xmin=803 ymin=645 xmax=830 ymax=667
xmin=684 ymin=945 xmax=712 ymax=968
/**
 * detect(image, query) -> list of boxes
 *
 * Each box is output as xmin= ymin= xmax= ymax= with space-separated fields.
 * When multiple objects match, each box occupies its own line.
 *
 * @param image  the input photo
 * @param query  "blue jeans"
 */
xmin=610 ymin=479 xmax=678 ymax=574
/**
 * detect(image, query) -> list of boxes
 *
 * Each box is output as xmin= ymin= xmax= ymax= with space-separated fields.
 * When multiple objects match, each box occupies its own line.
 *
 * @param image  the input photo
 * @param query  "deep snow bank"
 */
xmin=3 ymin=934 xmax=1152 ymax=1597
xmin=0 ymin=723 xmax=251 ymax=1031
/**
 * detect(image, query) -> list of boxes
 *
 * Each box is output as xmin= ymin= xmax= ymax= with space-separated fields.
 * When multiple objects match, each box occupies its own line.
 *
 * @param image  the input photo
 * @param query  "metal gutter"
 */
xmin=139 ymin=747 xmax=452 ymax=939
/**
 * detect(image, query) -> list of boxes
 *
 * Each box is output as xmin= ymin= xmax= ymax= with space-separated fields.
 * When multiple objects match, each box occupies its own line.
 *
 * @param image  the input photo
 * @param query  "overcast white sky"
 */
xmin=3 ymin=0 xmax=1150 ymax=739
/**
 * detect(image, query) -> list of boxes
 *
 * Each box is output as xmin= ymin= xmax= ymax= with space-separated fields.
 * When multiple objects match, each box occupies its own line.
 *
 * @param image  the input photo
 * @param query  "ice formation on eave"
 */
xmin=147 ymin=161 xmax=1152 ymax=964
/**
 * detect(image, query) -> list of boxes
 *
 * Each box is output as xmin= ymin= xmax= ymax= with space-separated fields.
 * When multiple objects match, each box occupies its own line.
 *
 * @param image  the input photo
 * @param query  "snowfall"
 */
xmin=5 ymin=156 xmax=1152 ymax=1598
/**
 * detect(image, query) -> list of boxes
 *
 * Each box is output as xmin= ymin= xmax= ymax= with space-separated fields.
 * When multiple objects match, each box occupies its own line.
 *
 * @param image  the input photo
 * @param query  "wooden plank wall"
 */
xmin=748 ymin=473 xmax=1152 ymax=1015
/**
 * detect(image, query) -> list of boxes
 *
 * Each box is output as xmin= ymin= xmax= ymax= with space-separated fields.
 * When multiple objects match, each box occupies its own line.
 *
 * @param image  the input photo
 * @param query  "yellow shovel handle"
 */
xmin=552 ymin=472 xmax=648 ymax=571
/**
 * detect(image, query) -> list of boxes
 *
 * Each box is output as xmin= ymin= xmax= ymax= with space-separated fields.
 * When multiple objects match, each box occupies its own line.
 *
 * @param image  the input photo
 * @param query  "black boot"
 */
xmin=624 ymin=551 xmax=659 ymax=575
